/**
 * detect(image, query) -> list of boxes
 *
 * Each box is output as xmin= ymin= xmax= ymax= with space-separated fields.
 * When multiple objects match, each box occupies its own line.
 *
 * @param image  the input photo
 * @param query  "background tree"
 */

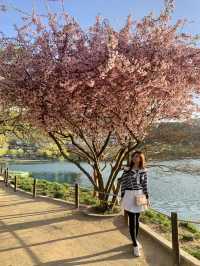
xmin=1 ymin=0 xmax=200 ymax=210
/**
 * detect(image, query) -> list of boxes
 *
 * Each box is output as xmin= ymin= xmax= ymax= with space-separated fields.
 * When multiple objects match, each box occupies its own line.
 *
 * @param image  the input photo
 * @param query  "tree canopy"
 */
xmin=1 ymin=1 xmax=200 ymax=144
xmin=1 ymin=0 xmax=200 ymax=208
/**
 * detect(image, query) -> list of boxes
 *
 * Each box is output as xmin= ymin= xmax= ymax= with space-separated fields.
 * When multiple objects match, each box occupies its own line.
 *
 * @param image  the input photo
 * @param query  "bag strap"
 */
xmin=130 ymin=169 xmax=141 ymax=189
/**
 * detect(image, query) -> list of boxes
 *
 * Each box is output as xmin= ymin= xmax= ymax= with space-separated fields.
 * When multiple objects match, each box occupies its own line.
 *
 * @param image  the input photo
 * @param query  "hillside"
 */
xmin=144 ymin=120 xmax=200 ymax=160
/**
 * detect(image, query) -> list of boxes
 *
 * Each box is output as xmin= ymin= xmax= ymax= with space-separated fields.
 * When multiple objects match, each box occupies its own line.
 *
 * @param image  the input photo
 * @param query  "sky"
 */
xmin=1 ymin=0 xmax=200 ymax=36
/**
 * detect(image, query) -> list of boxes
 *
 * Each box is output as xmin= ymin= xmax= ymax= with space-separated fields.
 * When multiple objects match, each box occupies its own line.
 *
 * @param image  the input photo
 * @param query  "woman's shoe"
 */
xmin=136 ymin=240 xmax=142 ymax=249
xmin=133 ymin=246 xmax=141 ymax=257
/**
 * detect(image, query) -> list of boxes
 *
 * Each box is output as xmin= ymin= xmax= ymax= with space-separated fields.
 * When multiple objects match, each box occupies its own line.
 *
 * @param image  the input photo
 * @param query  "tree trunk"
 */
xmin=110 ymin=182 xmax=121 ymax=210
xmin=127 ymin=140 xmax=132 ymax=165
xmin=93 ymin=170 xmax=99 ymax=198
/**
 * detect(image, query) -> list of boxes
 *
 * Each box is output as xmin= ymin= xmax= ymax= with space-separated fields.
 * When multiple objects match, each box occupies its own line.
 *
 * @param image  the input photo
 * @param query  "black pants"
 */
xmin=127 ymin=211 xmax=140 ymax=247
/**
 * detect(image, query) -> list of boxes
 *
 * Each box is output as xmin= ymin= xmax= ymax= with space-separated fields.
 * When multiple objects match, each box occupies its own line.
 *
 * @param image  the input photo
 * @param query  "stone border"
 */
xmin=82 ymin=206 xmax=122 ymax=218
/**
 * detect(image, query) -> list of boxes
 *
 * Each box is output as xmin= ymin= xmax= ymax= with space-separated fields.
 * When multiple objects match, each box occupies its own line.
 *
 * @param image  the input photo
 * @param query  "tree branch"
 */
xmin=48 ymin=131 xmax=98 ymax=189
xmin=97 ymin=131 xmax=112 ymax=157
xmin=54 ymin=130 xmax=95 ymax=161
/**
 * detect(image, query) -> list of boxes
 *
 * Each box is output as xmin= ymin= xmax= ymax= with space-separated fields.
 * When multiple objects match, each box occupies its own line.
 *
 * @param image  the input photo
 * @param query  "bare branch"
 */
xmin=97 ymin=131 xmax=112 ymax=157
xmin=48 ymin=131 xmax=98 ymax=189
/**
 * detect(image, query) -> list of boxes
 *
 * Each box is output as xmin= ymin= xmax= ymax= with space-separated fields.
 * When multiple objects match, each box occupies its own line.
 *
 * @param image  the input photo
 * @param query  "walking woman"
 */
xmin=118 ymin=151 xmax=150 ymax=257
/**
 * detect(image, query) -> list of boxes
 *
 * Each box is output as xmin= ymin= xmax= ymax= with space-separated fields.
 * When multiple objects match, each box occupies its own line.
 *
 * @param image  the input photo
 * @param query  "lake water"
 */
xmin=4 ymin=159 xmax=200 ymax=222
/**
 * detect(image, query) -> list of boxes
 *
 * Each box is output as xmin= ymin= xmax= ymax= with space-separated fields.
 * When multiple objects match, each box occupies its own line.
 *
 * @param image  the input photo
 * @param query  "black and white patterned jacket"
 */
xmin=118 ymin=167 xmax=149 ymax=199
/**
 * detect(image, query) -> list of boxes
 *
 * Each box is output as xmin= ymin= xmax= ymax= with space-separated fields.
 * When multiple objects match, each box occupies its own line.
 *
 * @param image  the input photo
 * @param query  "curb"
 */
xmin=82 ymin=206 xmax=122 ymax=218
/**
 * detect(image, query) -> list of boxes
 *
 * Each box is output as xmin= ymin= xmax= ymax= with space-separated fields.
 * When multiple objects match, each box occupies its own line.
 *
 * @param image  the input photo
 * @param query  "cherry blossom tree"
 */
xmin=1 ymin=0 xmax=200 ymax=209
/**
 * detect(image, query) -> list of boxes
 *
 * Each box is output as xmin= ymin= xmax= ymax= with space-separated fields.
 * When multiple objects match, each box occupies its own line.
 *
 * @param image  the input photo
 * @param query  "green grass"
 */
xmin=79 ymin=191 xmax=98 ymax=205
xmin=184 ymin=246 xmax=200 ymax=260
xmin=141 ymin=209 xmax=171 ymax=232
xmin=189 ymin=249 xmax=200 ymax=260
xmin=179 ymin=221 xmax=199 ymax=234
xmin=179 ymin=222 xmax=200 ymax=240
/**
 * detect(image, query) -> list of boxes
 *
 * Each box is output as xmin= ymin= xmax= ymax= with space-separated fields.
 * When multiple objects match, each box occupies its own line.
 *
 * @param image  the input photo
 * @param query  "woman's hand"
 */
xmin=147 ymin=198 xmax=151 ymax=208
xmin=119 ymin=195 xmax=124 ymax=205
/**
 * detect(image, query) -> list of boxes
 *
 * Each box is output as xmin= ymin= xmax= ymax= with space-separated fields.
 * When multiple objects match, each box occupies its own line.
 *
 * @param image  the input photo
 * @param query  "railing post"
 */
xmin=3 ymin=169 xmax=6 ymax=183
xmin=171 ymin=212 xmax=180 ymax=266
xmin=75 ymin=183 xmax=79 ymax=208
xmin=7 ymin=168 xmax=9 ymax=185
xmin=14 ymin=176 xmax=17 ymax=192
xmin=5 ymin=168 xmax=8 ymax=186
xmin=33 ymin=179 xmax=37 ymax=198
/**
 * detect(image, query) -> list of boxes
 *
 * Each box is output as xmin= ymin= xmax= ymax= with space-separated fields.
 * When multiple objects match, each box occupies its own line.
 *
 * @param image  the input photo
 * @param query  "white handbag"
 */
xmin=131 ymin=170 xmax=147 ymax=206
xmin=135 ymin=194 xmax=147 ymax=206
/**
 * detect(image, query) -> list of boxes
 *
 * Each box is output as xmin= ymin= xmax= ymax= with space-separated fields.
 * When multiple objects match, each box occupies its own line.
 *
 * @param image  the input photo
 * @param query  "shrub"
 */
xmin=179 ymin=222 xmax=199 ymax=234
xmin=181 ymin=233 xmax=194 ymax=242
xmin=48 ymin=182 xmax=67 ymax=199
xmin=53 ymin=190 xmax=65 ymax=199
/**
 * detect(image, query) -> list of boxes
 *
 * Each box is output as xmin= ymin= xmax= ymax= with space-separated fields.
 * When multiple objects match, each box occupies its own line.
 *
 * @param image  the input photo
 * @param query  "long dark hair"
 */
xmin=129 ymin=151 xmax=145 ymax=169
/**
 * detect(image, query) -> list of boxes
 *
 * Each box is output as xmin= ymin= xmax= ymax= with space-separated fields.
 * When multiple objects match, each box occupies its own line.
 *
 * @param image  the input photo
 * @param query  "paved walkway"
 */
xmin=0 ymin=183 xmax=150 ymax=266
